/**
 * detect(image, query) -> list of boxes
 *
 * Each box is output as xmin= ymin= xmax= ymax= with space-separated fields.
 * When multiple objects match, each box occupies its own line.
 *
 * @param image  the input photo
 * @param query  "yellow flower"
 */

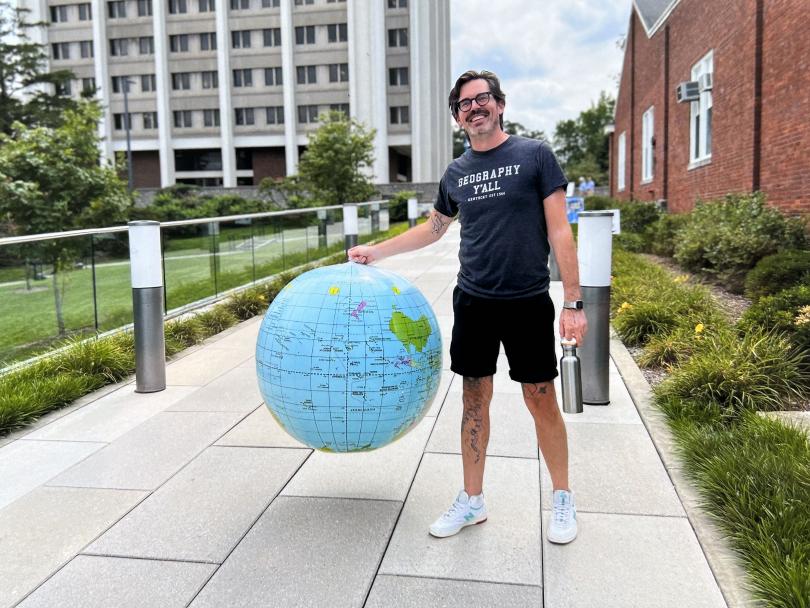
xmin=674 ymin=274 xmax=689 ymax=284
xmin=618 ymin=301 xmax=633 ymax=314
xmin=795 ymin=305 xmax=810 ymax=326
xmin=695 ymin=323 xmax=705 ymax=334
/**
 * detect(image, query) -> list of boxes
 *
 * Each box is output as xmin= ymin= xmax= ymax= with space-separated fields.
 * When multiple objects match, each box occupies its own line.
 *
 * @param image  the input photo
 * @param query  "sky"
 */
xmin=450 ymin=0 xmax=631 ymax=139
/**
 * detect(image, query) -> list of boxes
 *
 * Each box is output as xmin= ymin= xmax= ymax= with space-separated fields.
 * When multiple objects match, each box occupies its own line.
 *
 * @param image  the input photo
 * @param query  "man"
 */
xmin=348 ymin=70 xmax=587 ymax=544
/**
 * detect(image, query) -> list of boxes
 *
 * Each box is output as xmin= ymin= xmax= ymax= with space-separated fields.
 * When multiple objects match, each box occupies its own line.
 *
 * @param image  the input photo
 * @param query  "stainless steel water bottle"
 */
xmin=560 ymin=339 xmax=583 ymax=414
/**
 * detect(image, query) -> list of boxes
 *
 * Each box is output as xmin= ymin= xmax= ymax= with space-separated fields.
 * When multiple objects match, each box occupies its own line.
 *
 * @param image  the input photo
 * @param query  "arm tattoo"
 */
xmin=430 ymin=212 xmax=450 ymax=235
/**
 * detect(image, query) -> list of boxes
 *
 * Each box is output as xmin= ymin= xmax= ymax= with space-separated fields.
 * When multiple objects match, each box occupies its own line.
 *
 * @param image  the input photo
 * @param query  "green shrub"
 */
xmin=614 ymin=232 xmax=647 ymax=252
xmin=387 ymin=190 xmax=417 ymax=222
xmin=739 ymin=285 xmax=810 ymax=359
xmin=638 ymin=323 xmax=729 ymax=368
xmin=583 ymin=195 xmax=617 ymax=211
xmin=613 ymin=301 xmax=679 ymax=346
xmin=51 ymin=337 xmax=134 ymax=382
xmin=195 ymin=306 xmax=238 ymax=336
xmin=654 ymin=327 xmax=808 ymax=421
xmin=165 ymin=317 xmax=205 ymax=354
xmin=618 ymin=200 xmax=661 ymax=234
xmin=224 ymin=288 xmax=268 ymax=320
xmin=673 ymin=193 xmax=806 ymax=292
xmin=744 ymin=250 xmax=810 ymax=300
xmin=649 ymin=212 xmax=690 ymax=257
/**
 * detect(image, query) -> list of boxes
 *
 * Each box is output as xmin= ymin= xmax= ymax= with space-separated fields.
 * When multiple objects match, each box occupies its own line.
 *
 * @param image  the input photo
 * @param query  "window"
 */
xmin=78 ymin=3 xmax=92 ymax=20
xmin=265 ymin=106 xmax=284 ymax=124
xmin=389 ymin=105 xmax=409 ymax=124
xmin=52 ymin=42 xmax=71 ymax=60
xmin=328 ymin=63 xmax=348 ymax=83
xmin=387 ymin=0 xmax=407 ymax=7
xmin=262 ymin=0 xmax=279 ymax=6
xmin=295 ymin=25 xmax=315 ymax=45
xmin=80 ymin=40 xmax=94 ymax=58
xmin=173 ymin=110 xmax=192 ymax=128
xmin=141 ymin=73 xmax=156 ymax=91
xmin=137 ymin=0 xmax=152 ymax=15
xmin=296 ymin=65 xmax=317 ymax=84
xmin=235 ymin=108 xmax=255 ymax=125
xmin=111 ymin=75 xmax=126 ymax=93
xmin=641 ymin=107 xmax=654 ymax=183
xmin=110 ymin=38 xmax=129 ymax=56
xmin=203 ymin=109 xmax=220 ymax=127
xmin=690 ymin=50 xmax=713 ymax=164
xmin=50 ymin=5 xmax=68 ymax=22
xmin=263 ymin=28 xmax=281 ymax=46
xmin=617 ymin=131 xmax=626 ymax=191
xmin=55 ymin=81 xmax=71 ymax=96
xmin=81 ymin=77 xmax=96 ymax=93
xmin=329 ymin=103 xmax=349 ymax=116
xmin=230 ymin=0 xmax=249 ymax=8
xmin=172 ymin=72 xmax=191 ymax=90
xmin=388 ymin=28 xmax=407 ymax=47
xmin=264 ymin=66 xmax=282 ymax=86
xmin=298 ymin=104 xmax=319 ymax=123
xmin=108 ymin=1 xmax=126 ymax=17
xmin=232 ymin=30 xmax=251 ymax=48
xmin=327 ymin=23 xmax=347 ymax=43
xmin=198 ymin=0 xmax=215 ymax=11
xmin=169 ymin=0 xmax=187 ymax=13
xmin=294 ymin=0 xmax=314 ymax=5
xmin=388 ymin=67 xmax=408 ymax=86
xmin=201 ymin=71 xmax=218 ymax=89
xmin=327 ymin=0 xmax=346 ymax=3
xmin=138 ymin=36 xmax=154 ymax=54
xmin=200 ymin=32 xmax=217 ymax=50
xmin=233 ymin=68 xmax=253 ymax=87
xmin=169 ymin=34 xmax=189 ymax=52
xmin=143 ymin=112 xmax=158 ymax=129
xmin=113 ymin=113 xmax=132 ymax=130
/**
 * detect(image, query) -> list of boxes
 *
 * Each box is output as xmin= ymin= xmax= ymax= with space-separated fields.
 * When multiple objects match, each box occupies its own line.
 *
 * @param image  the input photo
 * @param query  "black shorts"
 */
xmin=450 ymin=286 xmax=558 ymax=384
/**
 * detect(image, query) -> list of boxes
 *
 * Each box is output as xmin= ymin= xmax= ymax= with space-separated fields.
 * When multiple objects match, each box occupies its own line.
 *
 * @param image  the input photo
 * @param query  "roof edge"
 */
xmin=633 ymin=0 xmax=683 ymax=38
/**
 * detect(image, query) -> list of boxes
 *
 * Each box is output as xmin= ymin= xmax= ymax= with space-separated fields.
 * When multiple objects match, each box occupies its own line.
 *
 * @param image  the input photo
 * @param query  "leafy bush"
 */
xmin=739 ymin=285 xmax=810 ymax=359
xmin=619 ymin=200 xmax=661 ymax=234
xmin=614 ymin=232 xmax=647 ymax=252
xmin=164 ymin=318 xmax=205 ymax=354
xmin=583 ymin=195 xmax=617 ymax=211
xmin=744 ymin=250 xmax=810 ymax=300
xmin=673 ymin=193 xmax=806 ymax=292
xmin=195 ymin=306 xmax=238 ymax=335
xmin=649 ymin=212 xmax=690 ymax=257
xmin=224 ymin=288 xmax=268 ymax=321
xmin=638 ymin=323 xmax=730 ymax=369
xmin=387 ymin=190 xmax=417 ymax=222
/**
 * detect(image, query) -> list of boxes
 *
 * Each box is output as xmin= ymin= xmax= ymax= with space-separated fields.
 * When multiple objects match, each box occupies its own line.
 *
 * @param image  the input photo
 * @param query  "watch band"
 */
xmin=563 ymin=300 xmax=584 ymax=310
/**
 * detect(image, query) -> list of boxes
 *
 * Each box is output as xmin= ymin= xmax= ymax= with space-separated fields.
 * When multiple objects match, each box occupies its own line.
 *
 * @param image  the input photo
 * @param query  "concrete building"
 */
xmin=24 ymin=0 xmax=451 ymax=188
xmin=610 ymin=0 xmax=809 ymax=215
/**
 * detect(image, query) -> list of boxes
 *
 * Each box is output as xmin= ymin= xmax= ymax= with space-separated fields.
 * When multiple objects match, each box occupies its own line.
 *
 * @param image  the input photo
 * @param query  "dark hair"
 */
xmin=448 ymin=70 xmax=506 ymax=129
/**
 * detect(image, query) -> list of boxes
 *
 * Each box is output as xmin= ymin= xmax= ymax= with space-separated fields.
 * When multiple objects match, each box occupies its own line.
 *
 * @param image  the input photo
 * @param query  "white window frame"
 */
xmin=689 ymin=50 xmax=713 ymax=165
xmin=617 ymin=131 xmax=626 ymax=192
xmin=641 ymin=106 xmax=654 ymax=183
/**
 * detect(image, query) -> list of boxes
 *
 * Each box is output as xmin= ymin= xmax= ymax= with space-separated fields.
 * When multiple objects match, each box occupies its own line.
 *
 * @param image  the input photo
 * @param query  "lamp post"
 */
xmin=122 ymin=77 xmax=134 ymax=192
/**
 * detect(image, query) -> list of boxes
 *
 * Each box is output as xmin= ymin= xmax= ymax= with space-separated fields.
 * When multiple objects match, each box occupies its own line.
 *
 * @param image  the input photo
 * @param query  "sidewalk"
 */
xmin=0 ymin=223 xmax=735 ymax=607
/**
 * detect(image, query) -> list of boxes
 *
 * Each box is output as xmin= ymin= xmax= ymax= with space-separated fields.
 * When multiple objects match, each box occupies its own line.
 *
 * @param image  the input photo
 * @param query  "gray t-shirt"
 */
xmin=434 ymin=135 xmax=568 ymax=299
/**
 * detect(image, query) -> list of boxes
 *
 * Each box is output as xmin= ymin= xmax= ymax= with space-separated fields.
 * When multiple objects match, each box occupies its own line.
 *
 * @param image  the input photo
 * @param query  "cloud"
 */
xmin=451 ymin=0 xmax=630 ymax=139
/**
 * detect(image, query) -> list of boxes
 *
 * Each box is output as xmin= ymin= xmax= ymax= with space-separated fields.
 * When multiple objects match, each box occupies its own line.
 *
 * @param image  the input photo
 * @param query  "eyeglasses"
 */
xmin=456 ymin=91 xmax=493 ymax=113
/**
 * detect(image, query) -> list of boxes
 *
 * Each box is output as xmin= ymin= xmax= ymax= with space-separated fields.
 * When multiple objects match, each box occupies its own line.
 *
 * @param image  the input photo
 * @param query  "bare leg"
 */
xmin=461 ymin=376 xmax=493 ymax=496
xmin=522 ymin=382 xmax=570 ymax=491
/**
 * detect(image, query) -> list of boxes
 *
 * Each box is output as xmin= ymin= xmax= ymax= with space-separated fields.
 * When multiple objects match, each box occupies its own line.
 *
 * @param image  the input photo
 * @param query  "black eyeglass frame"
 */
xmin=455 ymin=91 xmax=494 ymax=113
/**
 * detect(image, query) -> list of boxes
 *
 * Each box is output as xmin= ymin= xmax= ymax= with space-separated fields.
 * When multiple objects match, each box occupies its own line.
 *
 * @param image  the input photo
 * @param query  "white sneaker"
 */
xmin=547 ymin=489 xmax=577 ymax=544
xmin=429 ymin=490 xmax=488 ymax=538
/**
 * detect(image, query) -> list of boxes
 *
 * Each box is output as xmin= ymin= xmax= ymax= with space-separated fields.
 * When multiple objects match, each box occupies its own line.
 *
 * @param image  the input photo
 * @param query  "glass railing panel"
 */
xmin=162 ymin=223 xmax=216 ymax=311
xmin=92 ymin=231 xmax=134 ymax=333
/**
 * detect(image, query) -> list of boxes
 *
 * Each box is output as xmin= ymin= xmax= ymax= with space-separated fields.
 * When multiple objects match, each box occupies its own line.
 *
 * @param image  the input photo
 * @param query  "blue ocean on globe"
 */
xmin=256 ymin=262 xmax=443 ymax=452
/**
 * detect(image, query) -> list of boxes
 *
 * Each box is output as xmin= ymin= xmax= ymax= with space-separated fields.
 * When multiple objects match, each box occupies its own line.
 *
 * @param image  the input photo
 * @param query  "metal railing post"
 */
xmin=576 ymin=211 xmax=613 ymax=405
xmin=370 ymin=202 xmax=380 ymax=234
xmin=407 ymin=197 xmax=418 ymax=227
xmin=128 ymin=221 xmax=166 ymax=393
xmin=343 ymin=203 xmax=358 ymax=251
xmin=317 ymin=209 xmax=328 ymax=249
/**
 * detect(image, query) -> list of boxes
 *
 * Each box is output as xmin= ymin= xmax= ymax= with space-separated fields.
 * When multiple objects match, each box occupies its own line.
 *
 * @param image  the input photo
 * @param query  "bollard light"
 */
xmin=577 ymin=211 xmax=613 ymax=405
xmin=128 ymin=221 xmax=166 ymax=393
xmin=407 ymin=197 xmax=418 ymax=227
xmin=343 ymin=203 xmax=358 ymax=251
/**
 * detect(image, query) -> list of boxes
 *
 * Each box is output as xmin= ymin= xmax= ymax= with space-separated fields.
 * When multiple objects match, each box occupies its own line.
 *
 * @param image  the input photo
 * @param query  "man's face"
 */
xmin=455 ymin=79 xmax=504 ymax=137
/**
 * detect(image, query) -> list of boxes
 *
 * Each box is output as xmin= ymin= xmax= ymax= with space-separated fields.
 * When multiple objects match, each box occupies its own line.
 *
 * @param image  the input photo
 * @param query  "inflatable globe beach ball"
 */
xmin=256 ymin=262 xmax=442 ymax=452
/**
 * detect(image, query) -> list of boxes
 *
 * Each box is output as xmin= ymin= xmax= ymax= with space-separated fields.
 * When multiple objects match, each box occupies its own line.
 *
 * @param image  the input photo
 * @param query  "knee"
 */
xmin=521 ymin=382 xmax=558 ymax=415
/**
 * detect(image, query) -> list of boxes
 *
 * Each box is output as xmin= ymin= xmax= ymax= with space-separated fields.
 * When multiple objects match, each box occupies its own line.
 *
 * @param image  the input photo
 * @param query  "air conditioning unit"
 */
xmin=676 ymin=81 xmax=700 ymax=103
xmin=698 ymin=73 xmax=713 ymax=91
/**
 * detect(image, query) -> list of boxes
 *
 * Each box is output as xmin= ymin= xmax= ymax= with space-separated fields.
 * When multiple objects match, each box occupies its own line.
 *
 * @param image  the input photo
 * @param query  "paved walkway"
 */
xmin=0 ymin=224 xmax=735 ymax=607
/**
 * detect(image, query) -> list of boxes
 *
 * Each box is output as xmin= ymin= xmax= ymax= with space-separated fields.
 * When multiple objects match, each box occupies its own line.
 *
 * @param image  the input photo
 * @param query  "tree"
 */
xmin=0 ymin=1 xmax=79 ymax=134
xmin=553 ymin=92 xmax=615 ymax=185
xmin=0 ymin=102 xmax=132 ymax=335
xmin=503 ymin=120 xmax=547 ymax=142
xmin=262 ymin=110 xmax=377 ymax=207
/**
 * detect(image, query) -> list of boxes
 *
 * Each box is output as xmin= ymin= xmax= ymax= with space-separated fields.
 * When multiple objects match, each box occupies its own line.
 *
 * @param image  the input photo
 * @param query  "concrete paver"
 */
xmin=0 ymin=223 xmax=738 ymax=607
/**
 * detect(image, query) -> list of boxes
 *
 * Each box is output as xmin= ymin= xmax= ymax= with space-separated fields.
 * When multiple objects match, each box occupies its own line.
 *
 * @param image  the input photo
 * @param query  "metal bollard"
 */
xmin=128 ymin=221 xmax=166 ymax=393
xmin=407 ymin=197 xmax=418 ymax=227
xmin=549 ymin=247 xmax=561 ymax=281
xmin=343 ymin=203 xmax=358 ymax=251
xmin=577 ymin=211 xmax=613 ymax=405
xmin=317 ymin=209 xmax=328 ymax=249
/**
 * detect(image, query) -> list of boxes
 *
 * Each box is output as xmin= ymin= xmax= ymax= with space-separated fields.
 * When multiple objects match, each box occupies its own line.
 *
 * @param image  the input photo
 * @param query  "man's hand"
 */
xmin=559 ymin=308 xmax=588 ymax=346
xmin=347 ymin=245 xmax=379 ymax=265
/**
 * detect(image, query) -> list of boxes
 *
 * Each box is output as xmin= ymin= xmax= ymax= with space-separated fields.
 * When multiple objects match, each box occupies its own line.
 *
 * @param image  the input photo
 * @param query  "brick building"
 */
xmin=608 ymin=0 xmax=809 ymax=215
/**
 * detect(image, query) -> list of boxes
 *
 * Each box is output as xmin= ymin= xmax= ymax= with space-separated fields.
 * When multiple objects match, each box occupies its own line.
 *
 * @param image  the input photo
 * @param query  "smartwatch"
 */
xmin=562 ymin=300 xmax=584 ymax=310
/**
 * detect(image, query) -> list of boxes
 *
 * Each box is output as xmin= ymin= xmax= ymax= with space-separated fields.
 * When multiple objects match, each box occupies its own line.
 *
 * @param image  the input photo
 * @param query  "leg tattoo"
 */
xmin=462 ymin=377 xmax=487 ymax=464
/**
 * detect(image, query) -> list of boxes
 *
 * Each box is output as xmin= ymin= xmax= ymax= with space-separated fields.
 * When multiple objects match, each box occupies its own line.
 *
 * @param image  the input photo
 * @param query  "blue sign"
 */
xmin=566 ymin=197 xmax=585 ymax=223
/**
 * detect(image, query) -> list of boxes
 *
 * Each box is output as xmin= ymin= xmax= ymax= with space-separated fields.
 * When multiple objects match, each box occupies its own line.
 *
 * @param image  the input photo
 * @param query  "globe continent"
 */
xmin=256 ymin=262 xmax=443 ymax=452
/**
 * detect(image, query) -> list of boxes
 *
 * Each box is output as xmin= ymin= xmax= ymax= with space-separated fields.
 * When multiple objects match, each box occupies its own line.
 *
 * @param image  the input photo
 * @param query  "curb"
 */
xmin=609 ymin=333 xmax=764 ymax=608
